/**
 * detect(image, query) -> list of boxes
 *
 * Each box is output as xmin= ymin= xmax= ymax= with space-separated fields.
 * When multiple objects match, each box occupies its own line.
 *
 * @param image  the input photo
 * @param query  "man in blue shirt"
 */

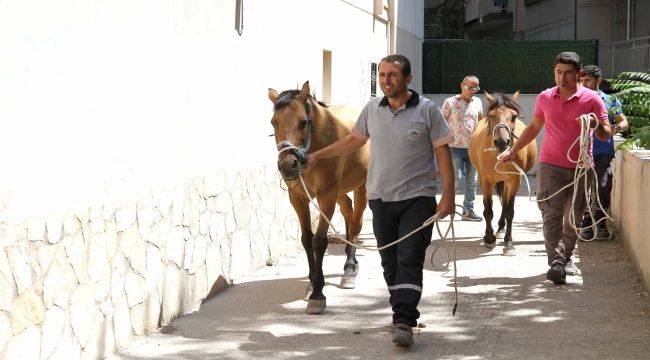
xmin=579 ymin=65 xmax=629 ymax=241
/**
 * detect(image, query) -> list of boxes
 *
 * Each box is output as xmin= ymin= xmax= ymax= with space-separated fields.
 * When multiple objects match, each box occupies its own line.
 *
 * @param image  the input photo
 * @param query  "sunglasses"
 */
xmin=463 ymin=84 xmax=481 ymax=92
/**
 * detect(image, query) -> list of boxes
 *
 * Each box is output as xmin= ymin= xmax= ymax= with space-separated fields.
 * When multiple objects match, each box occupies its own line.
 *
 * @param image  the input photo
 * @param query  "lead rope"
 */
xmin=281 ymin=151 xmax=461 ymax=314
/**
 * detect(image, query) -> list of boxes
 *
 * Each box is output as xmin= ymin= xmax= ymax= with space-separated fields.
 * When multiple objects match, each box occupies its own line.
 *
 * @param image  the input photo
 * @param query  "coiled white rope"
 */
xmin=493 ymin=113 xmax=613 ymax=242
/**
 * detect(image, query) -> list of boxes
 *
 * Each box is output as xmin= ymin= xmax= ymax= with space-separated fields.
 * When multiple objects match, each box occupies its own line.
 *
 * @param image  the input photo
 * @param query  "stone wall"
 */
xmin=0 ymin=167 xmax=300 ymax=359
xmin=611 ymin=150 xmax=650 ymax=288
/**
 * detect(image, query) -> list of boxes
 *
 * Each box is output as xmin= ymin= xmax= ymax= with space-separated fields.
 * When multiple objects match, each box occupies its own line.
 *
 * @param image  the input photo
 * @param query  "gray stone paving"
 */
xmin=111 ymin=175 xmax=650 ymax=360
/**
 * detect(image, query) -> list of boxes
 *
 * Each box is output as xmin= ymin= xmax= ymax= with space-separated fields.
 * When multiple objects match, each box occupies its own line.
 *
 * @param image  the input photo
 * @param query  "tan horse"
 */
xmin=268 ymin=81 xmax=369 ymax=314
xmin=469 ymin=92 xmax=537 ymax=255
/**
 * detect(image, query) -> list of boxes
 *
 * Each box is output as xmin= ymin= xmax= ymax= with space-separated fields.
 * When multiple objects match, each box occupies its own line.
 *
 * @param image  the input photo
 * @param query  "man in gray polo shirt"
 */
xmin=305 ymin=54 xmax=455 ymax=347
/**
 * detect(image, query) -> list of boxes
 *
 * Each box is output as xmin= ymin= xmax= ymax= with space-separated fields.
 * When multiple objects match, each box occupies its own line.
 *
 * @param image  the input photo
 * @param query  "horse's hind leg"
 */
xmin=336 ymin=193 xmax=360 ymax=289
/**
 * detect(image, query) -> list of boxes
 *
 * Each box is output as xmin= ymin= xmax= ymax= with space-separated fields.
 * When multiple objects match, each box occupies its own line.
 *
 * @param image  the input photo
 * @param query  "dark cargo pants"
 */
xmin=369 ymin=196 xmax=436 ymax=327
xmin=536 ymin=162 xmax=590 ymax=266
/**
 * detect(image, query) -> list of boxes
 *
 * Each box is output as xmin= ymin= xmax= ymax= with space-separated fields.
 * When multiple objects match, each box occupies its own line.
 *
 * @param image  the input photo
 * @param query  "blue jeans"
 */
xmin=450 ymin=147 xmax=477 ymax=213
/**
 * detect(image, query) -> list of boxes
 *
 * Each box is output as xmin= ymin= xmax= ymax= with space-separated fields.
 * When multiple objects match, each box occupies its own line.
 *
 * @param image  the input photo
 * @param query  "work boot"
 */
xmin=392 ymin=323 xmax=414 ymax=347
xmin=546 ymin=263 xmax=566 ymax=285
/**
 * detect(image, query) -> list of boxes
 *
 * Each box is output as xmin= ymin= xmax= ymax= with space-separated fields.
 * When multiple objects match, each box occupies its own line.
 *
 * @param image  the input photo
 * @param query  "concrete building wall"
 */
xmin=0 ymin=1 xmax=422 ymax=358
xmin=611 ymin=151 xmax=650 ymax=288
xmin=576 ymin=0 xmax=611 ymax=43
xmin=520 ymin=0 xmax=646 ymax=43
xmin=395 ymin=0 xmax=425 ymax=92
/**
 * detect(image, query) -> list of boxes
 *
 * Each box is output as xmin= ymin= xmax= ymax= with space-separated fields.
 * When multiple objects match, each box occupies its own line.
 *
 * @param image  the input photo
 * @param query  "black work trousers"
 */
xmin=582 ymin=154 xmax=613 ymax=227
xmin=369 ymin=196 xmax=436 ymax=327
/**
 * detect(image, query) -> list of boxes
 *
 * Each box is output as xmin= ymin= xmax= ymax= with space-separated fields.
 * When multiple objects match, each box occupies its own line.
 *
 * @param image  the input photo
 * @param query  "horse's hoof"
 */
xmin=502 ymin=246 xmax=516 ymax=256
xmin=304 ymin=284 xmax=313 ymax=301
xmin=343 ymin=265 xmax=359 ymax=278
xmin=496 ymin=229 xmax=505 ymax=239
xmin=340 ymin=276 xmax=356 ymax=289
xmin=483 ymin=236 xmax=497 ymax=249
xmin=484 ymin=241 xmax=497 ymax=249
xmin=306 ymin=299 xmax=326 ymax=314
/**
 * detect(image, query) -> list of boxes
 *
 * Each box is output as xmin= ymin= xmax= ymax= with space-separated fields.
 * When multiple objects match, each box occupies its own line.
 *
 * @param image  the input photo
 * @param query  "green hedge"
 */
xmin=423 ymin=40 xmax=598 ymax=94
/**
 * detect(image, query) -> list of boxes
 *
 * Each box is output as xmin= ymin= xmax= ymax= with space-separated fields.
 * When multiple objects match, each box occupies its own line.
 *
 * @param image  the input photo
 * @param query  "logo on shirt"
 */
xmin=407 ymin=128 xmax=421 ymax=141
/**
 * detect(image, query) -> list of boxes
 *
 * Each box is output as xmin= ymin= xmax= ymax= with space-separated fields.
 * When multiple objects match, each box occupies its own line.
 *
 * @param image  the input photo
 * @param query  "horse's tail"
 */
xmin=495 ymin=181 xmax=505 ymax=205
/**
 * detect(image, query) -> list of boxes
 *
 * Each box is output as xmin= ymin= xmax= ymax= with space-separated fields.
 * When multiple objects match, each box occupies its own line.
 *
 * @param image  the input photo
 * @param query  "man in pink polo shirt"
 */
xmin=499 ymin=52 xmax=610 ymax=285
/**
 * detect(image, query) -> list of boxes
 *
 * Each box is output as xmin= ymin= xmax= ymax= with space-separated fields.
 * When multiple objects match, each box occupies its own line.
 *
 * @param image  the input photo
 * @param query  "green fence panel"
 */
xmin=423 ymin=40 xmax=598 ymax=94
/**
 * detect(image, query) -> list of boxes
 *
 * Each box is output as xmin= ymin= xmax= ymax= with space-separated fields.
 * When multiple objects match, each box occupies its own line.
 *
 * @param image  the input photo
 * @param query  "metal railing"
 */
xmin=599 ymin=36 xmax=650 ymax=78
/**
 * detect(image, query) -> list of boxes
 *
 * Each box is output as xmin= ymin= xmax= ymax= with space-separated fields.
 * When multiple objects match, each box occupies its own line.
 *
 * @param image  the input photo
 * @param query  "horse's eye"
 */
xmin=298 ymin=119 xmax=308 ymax=130
xmin=511 ymin=115 xmax=517 ymax=122
xmin=270 ymin=119 xmax=278 ymax=129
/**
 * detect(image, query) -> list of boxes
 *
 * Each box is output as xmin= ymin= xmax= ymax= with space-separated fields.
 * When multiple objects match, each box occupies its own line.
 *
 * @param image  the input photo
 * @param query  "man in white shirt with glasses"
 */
xmin=442 ymin=75 xmax=484 ymax=221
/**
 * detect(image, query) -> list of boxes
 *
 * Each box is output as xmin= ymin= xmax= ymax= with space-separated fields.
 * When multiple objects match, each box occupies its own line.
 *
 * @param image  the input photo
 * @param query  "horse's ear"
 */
xmin=298 ymin=81 xmax=310 ymax=103
xmin=485 ymin=92 xmax=493 ymax=103
xmin=512 ymin=91 xmax=520 ymax=102
xmin=268 ymin=88 xmax=278 ymax=103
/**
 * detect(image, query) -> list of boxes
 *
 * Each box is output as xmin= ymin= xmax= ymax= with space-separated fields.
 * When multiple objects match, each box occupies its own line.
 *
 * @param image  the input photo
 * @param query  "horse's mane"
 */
xmin=487 ymin=92 xmax=521 ymax=114
xmin=273 ymin=89 xmax=327 ymax=112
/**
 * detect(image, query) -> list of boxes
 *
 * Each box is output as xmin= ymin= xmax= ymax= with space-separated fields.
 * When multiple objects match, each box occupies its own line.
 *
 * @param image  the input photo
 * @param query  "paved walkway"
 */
xmin=111 ymin=176 xmax=650 ymax=359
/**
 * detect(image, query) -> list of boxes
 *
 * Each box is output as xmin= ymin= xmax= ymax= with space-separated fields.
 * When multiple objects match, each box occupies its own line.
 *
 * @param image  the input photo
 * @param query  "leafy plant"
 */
xmin=606 ymin=71 xmax=650 ymax=150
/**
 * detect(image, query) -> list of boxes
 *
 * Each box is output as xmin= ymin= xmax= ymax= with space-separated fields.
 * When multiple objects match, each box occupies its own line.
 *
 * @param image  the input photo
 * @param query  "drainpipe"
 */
xmin=388 ymin=0 xmax=396 ymax=54
xmin=574 ymin=0 xmax=578 ymax=40
xmin=626 ymin=0 xmax=631 ymax=40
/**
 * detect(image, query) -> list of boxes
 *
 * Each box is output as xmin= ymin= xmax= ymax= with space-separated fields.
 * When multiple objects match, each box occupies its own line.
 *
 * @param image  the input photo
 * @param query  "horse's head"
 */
xmin=485 ymin=92 xmax=521 ymax=153
xmin=268 ymin=81 xmax=314 ymax=181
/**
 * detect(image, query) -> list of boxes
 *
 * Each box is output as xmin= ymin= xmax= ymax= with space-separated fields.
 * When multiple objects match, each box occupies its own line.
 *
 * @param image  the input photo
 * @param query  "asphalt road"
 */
xmin=110 ymin=176 xmax=650 ymax=360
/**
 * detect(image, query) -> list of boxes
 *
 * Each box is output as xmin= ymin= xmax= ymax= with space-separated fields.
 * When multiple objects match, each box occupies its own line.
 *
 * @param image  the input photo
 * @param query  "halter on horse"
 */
xmin=469 ymin=92 xmax=537 ymax=255
xmin=268 ymin=81 xmax=369 ymax=314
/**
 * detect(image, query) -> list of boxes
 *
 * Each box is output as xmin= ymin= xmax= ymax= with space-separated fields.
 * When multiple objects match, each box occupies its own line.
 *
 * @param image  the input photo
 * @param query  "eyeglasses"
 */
xmin=463 ymin=84 xmax=481 ymax=92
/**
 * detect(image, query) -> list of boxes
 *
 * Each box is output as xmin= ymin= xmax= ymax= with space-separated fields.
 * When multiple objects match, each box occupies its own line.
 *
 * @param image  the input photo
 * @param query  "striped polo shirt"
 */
xmin=352 ymin=90 xmax=453 ymax=201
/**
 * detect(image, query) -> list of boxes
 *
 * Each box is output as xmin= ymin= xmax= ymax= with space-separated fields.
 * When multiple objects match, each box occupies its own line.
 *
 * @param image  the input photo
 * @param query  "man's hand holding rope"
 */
xmin=585 ymin=113 xmax=612 ymax=141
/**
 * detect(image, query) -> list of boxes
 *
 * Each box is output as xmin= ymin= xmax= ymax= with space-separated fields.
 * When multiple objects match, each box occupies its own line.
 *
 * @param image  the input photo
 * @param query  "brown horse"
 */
xmin=268 ymin=81 xmax=369 ymax=314
xmin=469 ymin=92 xmax=537 ymax=255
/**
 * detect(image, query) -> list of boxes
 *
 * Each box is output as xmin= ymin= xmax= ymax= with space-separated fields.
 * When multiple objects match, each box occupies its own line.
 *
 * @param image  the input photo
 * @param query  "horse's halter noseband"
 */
xmin=276 ymin=100 xmax=314 ymax=165
xmin=488 ymin=117 xmax=519 ymax=148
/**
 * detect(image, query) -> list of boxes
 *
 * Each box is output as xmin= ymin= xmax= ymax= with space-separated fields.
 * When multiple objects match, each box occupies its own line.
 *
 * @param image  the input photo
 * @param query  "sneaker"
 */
xmin=546 ymin=263 xmax=566 ymax=285
xmin=462 ymin=211 xmax=483 ymax=222
xmin=392 ymin=323 xmax=414 ymax=347
xmin=564 ymin=259 xmax=579 ymax=276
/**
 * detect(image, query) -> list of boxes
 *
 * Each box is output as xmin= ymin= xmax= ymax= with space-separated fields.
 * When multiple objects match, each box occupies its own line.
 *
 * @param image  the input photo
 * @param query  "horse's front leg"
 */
xmin=306 ymin=194 xmax=337 ymax=315
xmin=495 ymin=181 xmax=506 ymax=239
xmin=482 ymin=186 xmax=496 ymax=248
xmin=501 ymin=185 xmax=518 ymax=256
xmin=289 ymin=192 xmax=315 ymax=301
